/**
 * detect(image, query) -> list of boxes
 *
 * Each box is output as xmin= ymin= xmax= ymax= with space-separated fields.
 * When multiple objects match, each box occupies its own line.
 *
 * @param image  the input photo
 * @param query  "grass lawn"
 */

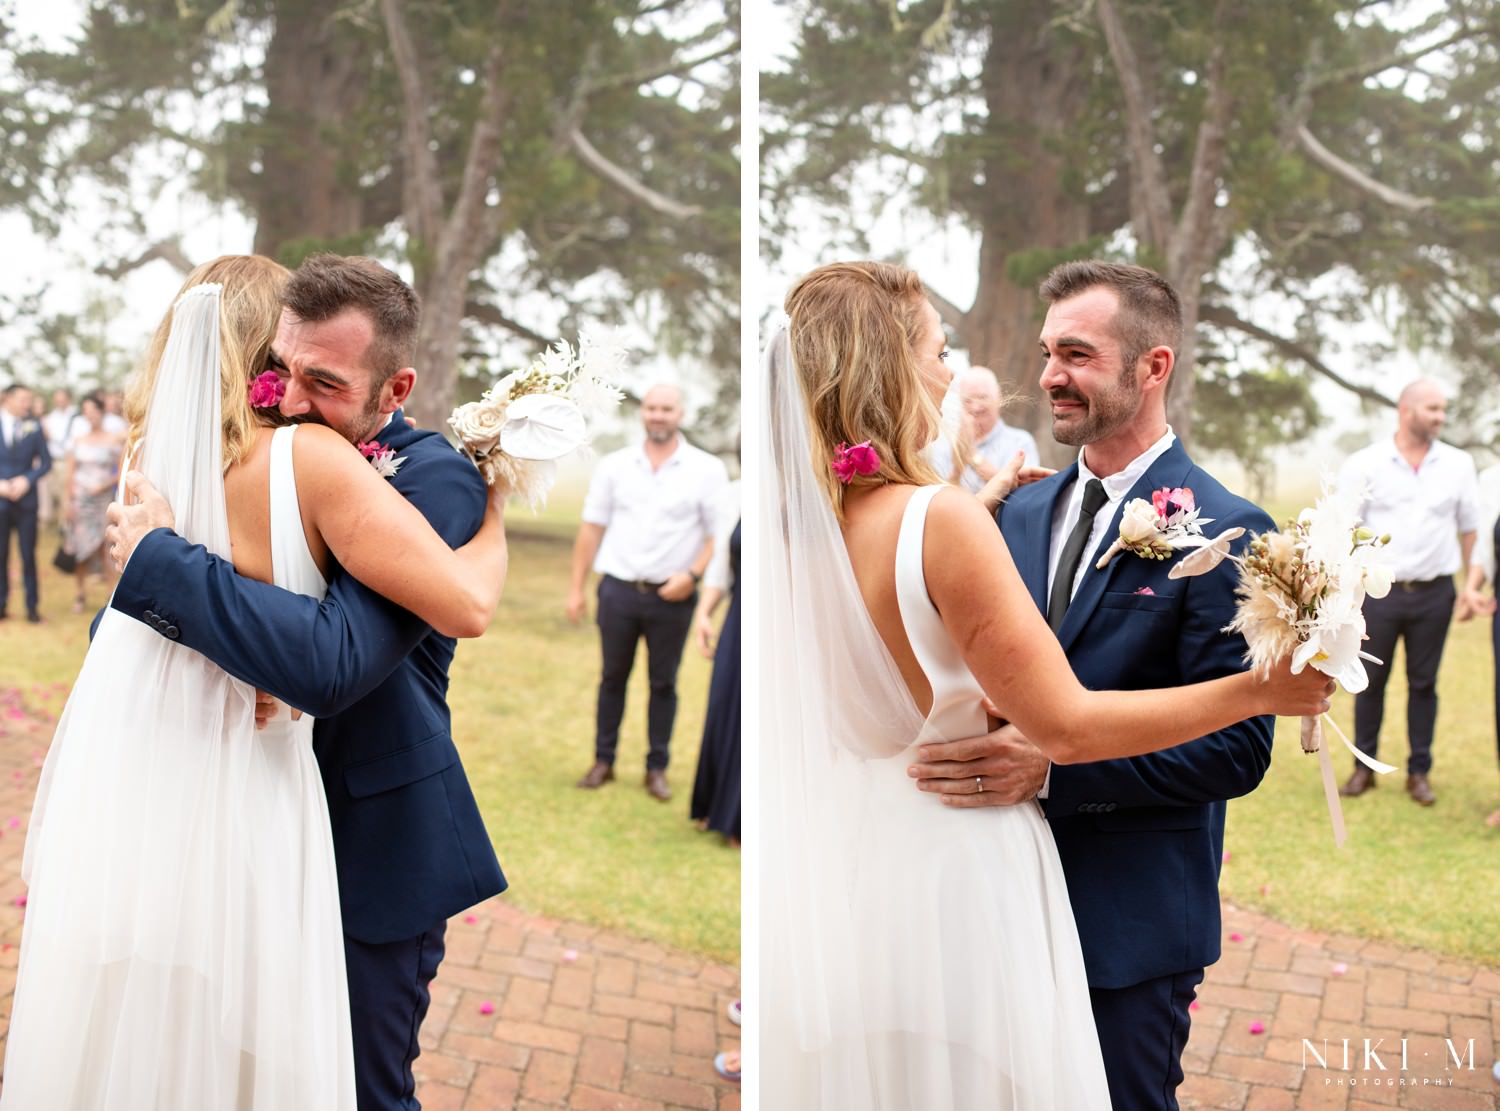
xmin=1218 ymin=493 xmax=1500 ymax=966
xmin=0 ymin=490 xmax=740 ymax=964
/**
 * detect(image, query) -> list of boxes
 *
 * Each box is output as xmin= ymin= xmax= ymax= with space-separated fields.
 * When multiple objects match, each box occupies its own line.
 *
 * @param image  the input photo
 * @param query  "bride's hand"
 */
xmin=975 ymin=453 xmax=1057 ymax=513
xmin=1257 ymin=658 xmax=1337 ymax=717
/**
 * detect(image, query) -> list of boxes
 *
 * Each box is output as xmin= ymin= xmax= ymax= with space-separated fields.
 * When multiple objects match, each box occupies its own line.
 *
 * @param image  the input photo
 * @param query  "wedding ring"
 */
xmin=974 ymin=777 xmax=983 ymax=794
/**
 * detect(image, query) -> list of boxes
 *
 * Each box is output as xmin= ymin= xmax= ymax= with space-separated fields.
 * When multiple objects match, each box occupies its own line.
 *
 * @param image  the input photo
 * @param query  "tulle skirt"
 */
xmin=767 ymin=750 xmax=1111 ymax=1110
xmin=0 ymin=611 xmax=355 ymax=1109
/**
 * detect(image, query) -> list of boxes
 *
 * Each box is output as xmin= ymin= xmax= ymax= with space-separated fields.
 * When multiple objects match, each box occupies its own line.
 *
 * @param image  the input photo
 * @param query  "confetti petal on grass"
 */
xmin=1249 ymin=1021 xmax=1265 ymax=1035
xmin=1222 ymin=850 xmax=1231 ymax=864
xmin=478 ymin=1001 xmax=495 ymax=1015
xmin=1229 ymin=932 xmax=1243 ymax=943
xmin=1332 ymin=962 xmax=1347 ymax=976
xmin=1259 ymin=884 xmax=1270 ymax=896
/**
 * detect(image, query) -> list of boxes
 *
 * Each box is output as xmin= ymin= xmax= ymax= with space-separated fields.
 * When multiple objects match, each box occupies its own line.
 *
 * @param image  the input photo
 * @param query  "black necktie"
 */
xmin=1047 ymin=478 xmax=1108 ymax=631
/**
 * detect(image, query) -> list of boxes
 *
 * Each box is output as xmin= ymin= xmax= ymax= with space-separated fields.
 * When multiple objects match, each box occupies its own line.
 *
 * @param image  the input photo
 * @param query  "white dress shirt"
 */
xmin=0 ymin=410 xmax=15 ymax=448
xmin=1336 ymin=438 xmax=1478 ymax=581
xmin=582 ymin=437 xmax=729 ymax=583
xmin=1047 ymin=428 xmax=1178 ymax=603
xmin=703 ymin=479 xmax=740 ymax=593
xmin=43 ymin=406 xmax=75 ymax=458
xmin=1470 ymin=464 xmax=1500 ymax=588
xmin=928 ymin=421 xmax=1041 ymax=493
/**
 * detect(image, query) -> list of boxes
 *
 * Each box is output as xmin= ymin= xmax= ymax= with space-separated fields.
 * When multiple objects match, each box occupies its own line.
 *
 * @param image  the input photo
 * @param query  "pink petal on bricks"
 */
xmin=463 ymin=914 xmax=477 ymax=924
xmin=7 ymin=818 xmax=19 ymax=829
xmin=1331 ymin=962 xmax=1347 ymax=975
xmin=1189 ymin=1000 xmax=1200 ymax=1011
xmin=478 ymin=1001 xmax=494 ymax=1015
xmin=14 ymin=896 xmax=26 ymax=908
xmin=563 ymin=948 xmax=579 ymax=961
xmin=1228 ymin=932 xmax=1243 ymax=943
xmin=1248 ymin=1021 xmax=1265 ymax=1035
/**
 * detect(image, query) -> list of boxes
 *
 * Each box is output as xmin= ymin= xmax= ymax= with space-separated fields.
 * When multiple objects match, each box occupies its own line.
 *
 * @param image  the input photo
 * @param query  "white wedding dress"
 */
xmin=1 ymin=422 xmax=356 ymax=1109
xmin=776 ymin=486 xmax=1110 ymax=1109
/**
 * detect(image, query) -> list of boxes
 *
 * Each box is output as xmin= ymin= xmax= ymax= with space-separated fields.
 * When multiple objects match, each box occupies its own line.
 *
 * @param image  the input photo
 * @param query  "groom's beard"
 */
xmin=291 ymin=390 xmax=385 ymax=446
xmin=1048 ymin=368 xmax=1140 ymax=447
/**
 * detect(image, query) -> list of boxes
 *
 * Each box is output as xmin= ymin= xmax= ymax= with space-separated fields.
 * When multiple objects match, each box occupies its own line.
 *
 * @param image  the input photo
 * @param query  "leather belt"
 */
xmin=605 ymin=574 xmax=669 ymax=593
xmin=1393 ymin=577 xmax=1446 ymax=592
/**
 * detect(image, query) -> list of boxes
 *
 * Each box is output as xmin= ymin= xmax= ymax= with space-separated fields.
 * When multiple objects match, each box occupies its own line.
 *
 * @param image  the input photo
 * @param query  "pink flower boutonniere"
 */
xmin=831 ymin=440 xmax=880 ymax=484
xmin=249 ymin=370 xmax=285 ymax=409
xmin=1095 ymin=485 xmax=1214 ymax=569
xmin=357 ymin=440 xmax=406 ymax=479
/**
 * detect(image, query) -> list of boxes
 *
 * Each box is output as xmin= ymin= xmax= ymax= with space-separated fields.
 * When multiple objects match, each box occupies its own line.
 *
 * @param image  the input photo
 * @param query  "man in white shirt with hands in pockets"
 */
xmin=567 ymin=383 xmax=728 ymax=801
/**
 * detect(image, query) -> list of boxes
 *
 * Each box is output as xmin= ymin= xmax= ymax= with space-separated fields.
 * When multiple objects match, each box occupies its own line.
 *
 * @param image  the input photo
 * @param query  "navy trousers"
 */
xmin=346 ymin=922 xmax=446 ymax=1110
xmin=1354 ymin=578 xmax=1455 ymax=775
xmin=593 ymin=574 xmax=695 ymax=771
xmin=1091 ymin=968 xmax=1204 ymax=1111
xmin=0 ymin=499 xmax=39 ymax=616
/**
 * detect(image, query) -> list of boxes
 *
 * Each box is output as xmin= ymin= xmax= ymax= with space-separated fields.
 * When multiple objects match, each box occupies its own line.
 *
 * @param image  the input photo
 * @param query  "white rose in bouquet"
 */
xmin=449 ymin=399 xmax=506 ymax=457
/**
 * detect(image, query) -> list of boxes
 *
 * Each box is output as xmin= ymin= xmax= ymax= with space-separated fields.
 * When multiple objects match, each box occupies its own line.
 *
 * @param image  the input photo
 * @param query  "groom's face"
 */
xmin=271 ymin=308 xmax=387 ymax=445
xmin=1037 ymin=287 xmax=1142 ymax=447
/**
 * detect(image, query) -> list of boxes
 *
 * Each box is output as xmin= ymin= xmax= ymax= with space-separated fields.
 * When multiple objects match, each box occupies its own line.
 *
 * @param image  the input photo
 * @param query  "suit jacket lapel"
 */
xmin=1053 ymin=441 xmax=1195 ymax=653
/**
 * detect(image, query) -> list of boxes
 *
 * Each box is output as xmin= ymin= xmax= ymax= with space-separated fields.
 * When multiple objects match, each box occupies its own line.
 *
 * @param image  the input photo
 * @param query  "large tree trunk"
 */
xmin=962 ymin=1 xmax=1094 ymax=468
xmin=250 ymin=2 xmax=372 ymax=259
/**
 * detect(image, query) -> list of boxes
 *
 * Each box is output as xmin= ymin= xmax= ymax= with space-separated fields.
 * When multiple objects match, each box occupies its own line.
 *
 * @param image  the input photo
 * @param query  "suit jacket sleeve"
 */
xmin=109 ymin=445 xmax=488 ymax=718
xmin=27 ymin=433 xmax=51 ymax=485
xmin=1042 ymin=503 xmax=1276 ymax=814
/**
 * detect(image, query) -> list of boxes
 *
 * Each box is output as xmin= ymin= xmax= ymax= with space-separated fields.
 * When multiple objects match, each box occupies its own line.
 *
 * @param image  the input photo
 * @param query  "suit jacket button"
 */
xmin=157 ymin=619 xmax=170 ymax=632
xmin=165 ymin=626 xmax=180 ymax=639
xmin=1106 ymin=803 xmax=1117 ymax=812
xmin=144 ymin=609 xmax=157 ymax=621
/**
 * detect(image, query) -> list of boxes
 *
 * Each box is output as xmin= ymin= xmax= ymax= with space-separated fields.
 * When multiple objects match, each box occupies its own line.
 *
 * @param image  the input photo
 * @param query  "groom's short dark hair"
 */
xmin=283 ymin=255 xmax=421 ymax=386
xmin=1040 ymin=260 xmax=1182 ymax=373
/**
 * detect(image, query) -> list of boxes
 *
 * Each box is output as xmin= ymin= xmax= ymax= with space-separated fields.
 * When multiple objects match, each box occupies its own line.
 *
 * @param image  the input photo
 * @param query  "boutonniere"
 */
xmin=357 ymin=440 xmax=405 ymax=479
xmin=18 ymin=419 xmax=37 ymax=437
xmin=1095 ymin=486 xmax=1218 ymax=569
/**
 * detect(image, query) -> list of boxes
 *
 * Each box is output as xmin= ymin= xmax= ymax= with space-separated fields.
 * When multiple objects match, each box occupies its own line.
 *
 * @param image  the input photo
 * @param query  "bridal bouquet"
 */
xmin=1168 ymin=484 xmax=1396 ymax=846
xmin=448 ymin=332 xmax=627 ymax=507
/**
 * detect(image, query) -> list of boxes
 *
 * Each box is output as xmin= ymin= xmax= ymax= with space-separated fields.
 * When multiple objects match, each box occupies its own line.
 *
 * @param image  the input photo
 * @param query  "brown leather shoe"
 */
xmin=1339 ymin=766 xmax=1375 ymax=797
xmin=644 ymin=769 xmax=672 ymax=802
xmin=576 ymin=761 xmax=615 ymax=789
xmin=1406 ymin=774 xmax=1435 ymax=806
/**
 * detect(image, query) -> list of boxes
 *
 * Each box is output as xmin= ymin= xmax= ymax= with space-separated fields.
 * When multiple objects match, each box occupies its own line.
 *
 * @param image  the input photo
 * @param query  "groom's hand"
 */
xmin=105 ymin=472 xmax=176 ymax=571
xmin=907 ymin=721 xmax=1049 ymax=807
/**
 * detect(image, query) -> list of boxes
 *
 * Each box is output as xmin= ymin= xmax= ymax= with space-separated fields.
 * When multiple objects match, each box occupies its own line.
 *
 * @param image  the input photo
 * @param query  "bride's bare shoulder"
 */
xmin=924 ymin=483 xmax=1001 ymax=544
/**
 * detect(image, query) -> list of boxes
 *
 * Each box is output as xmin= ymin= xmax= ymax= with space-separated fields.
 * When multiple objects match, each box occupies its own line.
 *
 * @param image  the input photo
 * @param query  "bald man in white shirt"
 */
xmin=1337 ymin=378 xmax=1478 ymax=806
xmin=567 ymin=384 xmax=728 ymax=801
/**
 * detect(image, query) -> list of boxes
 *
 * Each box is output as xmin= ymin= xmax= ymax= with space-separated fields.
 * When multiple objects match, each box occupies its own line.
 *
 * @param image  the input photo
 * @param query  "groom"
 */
xmin=104 ymin=254 xmax=505 ymax=1109
xmin=911 ymin=260 xmax=1274 ymax=1110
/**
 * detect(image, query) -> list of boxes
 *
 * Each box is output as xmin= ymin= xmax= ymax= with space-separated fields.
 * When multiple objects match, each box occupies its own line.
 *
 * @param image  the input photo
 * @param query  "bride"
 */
xmin=1 ymin=255 xmax=509 ymax=1109
xmin=760 ymin=261 xmax=1332 ymax=1109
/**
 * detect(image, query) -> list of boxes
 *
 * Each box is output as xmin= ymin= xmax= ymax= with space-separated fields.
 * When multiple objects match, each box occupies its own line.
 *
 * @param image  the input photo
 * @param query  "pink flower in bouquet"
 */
xmin=248 ymin=370 xmax=285 ymax=409
xmin=831 ymin=440 xmax=880 ymax=484
xmin=1151 ymin=486 xmax=1195 ymax=518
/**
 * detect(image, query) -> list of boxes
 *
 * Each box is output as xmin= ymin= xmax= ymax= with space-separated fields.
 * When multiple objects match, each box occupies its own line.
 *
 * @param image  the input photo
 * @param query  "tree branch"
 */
xmin=1310 ymin=24 xmax=1487 ymax=90
xmin=1296 ymin=124 xmax=1436 ymax=212
xmin=1199 ymin=302 xmax=1395 ymax=408
xmin=588 ymin=40 xmax=739 ymax=94
xmin=94 ymin=239 xmax=195 ymax=280
xmin=1095 ymin=0 xmax=1174 ymax=251
xmin=568 ymin=127 xmax=703 ymax=220
xmin=439 ymin=26 xmax=513 ymax=268
xmin=1170 ymin=5 xmax=1237 ymax=276
xmin=379 ymin=0 xmax=445 ymax=246
xmin=464 ymin=300 xmax=556 ymax=348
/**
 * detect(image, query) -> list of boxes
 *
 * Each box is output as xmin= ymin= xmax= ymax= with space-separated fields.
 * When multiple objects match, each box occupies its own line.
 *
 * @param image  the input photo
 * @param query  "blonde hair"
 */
xmin=785 ymin=261 xmax=943 ymax=519
xmin=124 ymin=254 xmax=291 ymax=470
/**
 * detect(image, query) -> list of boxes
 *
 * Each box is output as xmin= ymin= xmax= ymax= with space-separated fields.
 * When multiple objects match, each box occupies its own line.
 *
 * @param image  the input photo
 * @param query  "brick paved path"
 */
xmin=1182 ymin=903 xmax=1499 ymax=1109
xmin=0 ymin=687 xmax=741 ymax=1110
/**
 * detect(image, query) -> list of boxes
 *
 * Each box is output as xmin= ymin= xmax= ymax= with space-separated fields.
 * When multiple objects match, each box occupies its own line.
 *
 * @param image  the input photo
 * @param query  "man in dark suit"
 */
xmin=103 ymin=255 xmax=505 ymax=1110
xmin=910 ymin=260 xmax=1274 ymax=1110
xmin=0 ymin=383 xmax=52 ymax=623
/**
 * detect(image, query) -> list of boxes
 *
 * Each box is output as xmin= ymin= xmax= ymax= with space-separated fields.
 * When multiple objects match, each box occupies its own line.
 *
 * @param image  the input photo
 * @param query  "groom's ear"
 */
xmin=382 ymin=367 xmax=417 ymax=413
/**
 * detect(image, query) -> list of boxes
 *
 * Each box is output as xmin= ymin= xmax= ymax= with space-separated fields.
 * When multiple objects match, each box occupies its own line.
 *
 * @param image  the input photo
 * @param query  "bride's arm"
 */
xmin=920 ymin=487 xmax=1330 ymax=763
xmin=294 ymin=424 xmax=507 ymax=638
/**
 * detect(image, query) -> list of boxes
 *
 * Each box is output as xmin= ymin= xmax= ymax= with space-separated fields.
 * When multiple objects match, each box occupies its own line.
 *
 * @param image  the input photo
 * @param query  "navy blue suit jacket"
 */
xmin=109 ymin=412 xmax=506 ymax=944
xmin=0 ymin=418 xmax=51 ymax=508
xmin=998 ymin=441 xmax=1274 ymax=989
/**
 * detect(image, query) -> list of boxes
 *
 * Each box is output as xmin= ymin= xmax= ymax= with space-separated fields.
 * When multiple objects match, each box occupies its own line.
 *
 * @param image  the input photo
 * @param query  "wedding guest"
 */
xmin=39 ymin=388 xmax=76 ymax=530
xmin=63 ymin=393 xmax=123 ymax=614
xmin=1337 ymin=379 xmax=1477 ymax=806
xmin=927 ymin=365 xmax=1039 ymax=492
xmin=690 ymin=478 xmax=740 ymax=845
xmin=102 ymin=389 xmax=129 ymax=436
xmin=567 ymin=384 xmax=728 ymax=801
xmin=1457 ymin=461 xmax=1500 ymax=827
xmin=0 ymin=384 xmax=51 ymax=623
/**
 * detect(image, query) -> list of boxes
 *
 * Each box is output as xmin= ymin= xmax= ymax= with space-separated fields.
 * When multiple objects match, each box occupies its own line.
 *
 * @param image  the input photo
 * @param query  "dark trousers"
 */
xmin=0 ymin=499 xmax=39 ymax=615
xmin=1492 ymin=612 xmax=1500 ymax=766
xmin=594 ymin=575 xmax=695 ymax=771
xmin=1091 ymin=968 xmax=1204 ymax=1111
xmin=1354 ymin=579 xmax=1454 ymax=775
xmin=345 ymin=922 xmax=446 ymax=1110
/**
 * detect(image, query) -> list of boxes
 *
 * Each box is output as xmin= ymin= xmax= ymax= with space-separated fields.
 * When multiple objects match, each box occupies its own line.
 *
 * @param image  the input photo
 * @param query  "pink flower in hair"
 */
xmin=831 ymin=440 xmax=880 ymax=484
xmin=249 ymin=370 xmax=285 ymax=409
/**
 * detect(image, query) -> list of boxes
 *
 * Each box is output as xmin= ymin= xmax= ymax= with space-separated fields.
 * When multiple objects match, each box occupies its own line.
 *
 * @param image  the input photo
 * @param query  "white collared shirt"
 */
xmin=1473 ymin=465 xmax=1500 ymax=588
xmin=582 ymin=437 xmax=729 ymax=582
xmin=43 ymin=406 xmax=75 ymax=457
xmin=1047 ymin=428 xmax=1178 ymax=603
xmin=1337 ymin=438 xmax=1478 ymax=580
xmin=0 ymin=410 xmax=14 ymax=447
xmin=927 ymin=421 xmax=1041 ymax=492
